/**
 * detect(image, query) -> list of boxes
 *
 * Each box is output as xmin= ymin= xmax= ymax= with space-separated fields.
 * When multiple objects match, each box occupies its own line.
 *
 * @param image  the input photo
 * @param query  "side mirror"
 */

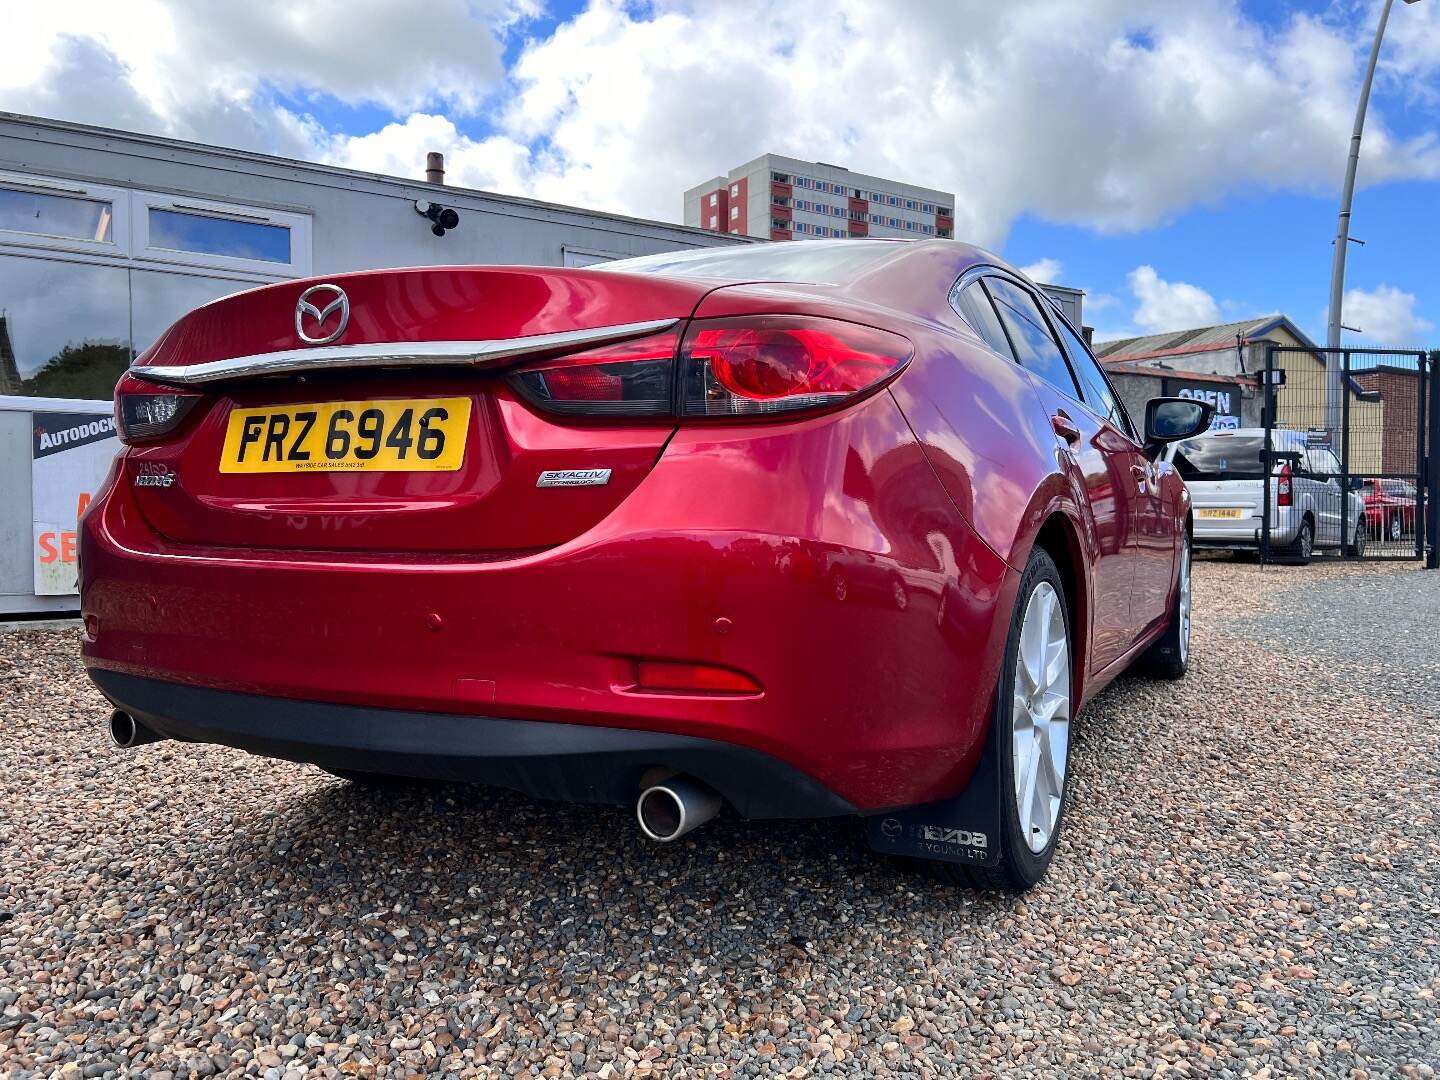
xmin=1143 ymin=397 xmax=1215 ymax=459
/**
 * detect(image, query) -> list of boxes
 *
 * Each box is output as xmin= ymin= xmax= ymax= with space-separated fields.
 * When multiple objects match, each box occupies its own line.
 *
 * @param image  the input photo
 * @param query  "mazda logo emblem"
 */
xmin=880 ymin=818 xmax=902 ymax=839
xmin=295 ymin=283 xmax=350 ymax=345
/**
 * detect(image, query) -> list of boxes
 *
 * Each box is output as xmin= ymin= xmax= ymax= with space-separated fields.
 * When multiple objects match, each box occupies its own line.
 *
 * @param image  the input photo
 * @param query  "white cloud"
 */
xmin=2 ymin=0 xmax=1439 ymax=249
xmin=1340 ymin=284 xmax=1434 ymax=346
xmin=480 ymin=0 xmax=1440 ymax=240
xmin=0 ymin=0 xmax=531 ymax=157
xmin=1018 ymin=258 xmax=1064 ymax=283
xmin=323 ymin=115 xmax=536 ymax=195
xmin=1128 ymin=265 xmax=1222 ymax=332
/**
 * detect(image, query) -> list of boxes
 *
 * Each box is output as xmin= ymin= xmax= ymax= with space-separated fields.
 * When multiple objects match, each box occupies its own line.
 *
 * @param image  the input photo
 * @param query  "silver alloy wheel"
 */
xmin=1178 ymin=540 xmax=1192 ymax=664
xmin=1011 ymin=581 xmax=1071 ymax=855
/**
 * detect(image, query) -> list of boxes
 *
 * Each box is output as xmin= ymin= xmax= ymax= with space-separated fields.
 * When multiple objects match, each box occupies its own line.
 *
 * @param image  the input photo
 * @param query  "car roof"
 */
xmin=598 ymin=237 xmax=993 ymax=286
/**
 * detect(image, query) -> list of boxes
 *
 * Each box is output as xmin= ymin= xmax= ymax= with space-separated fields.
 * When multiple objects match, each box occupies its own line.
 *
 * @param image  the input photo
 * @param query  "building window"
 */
xmin=905 ymin=221 xmax=916 ymax=231
xmin=771 ymin=218 xmax=789 ymax=230
xmin=709 ymin=193 xmax=717 ymax=207
xmin=709 ymin=215 xmax=718 ymax=228
xmin=869 ymin=214 xmax=882 ymax=224
xmin=771 ymin=171 xmax=790 ymax=183
xmin=887 ymin=196 xmax=900 ymax=206
xmin=131 ymin=193 xmax=310 ymax=276
xmin=904 ymin=199 xmax=917 ymax=210
xmin=795 ymin=177 xmax=810 ymax=188
xmin=771 ymin=194 xmax=790 ymax=206
xmin=730 ymin=206 xmax=739 ymax=220
xmin=937 ymin=207 xmax=952 ymax=216
xmin=0 ymin=186 xmax=115 ymax=245
xmin=938 ymin=228 xmax=952 ymax=238
xmin=730 ymin=184 xmax=739 ymax=198
xmin=146 ymin=207 xmax=290 ymax=265
xmin=922 ymin=224 xmax=934 ymax=234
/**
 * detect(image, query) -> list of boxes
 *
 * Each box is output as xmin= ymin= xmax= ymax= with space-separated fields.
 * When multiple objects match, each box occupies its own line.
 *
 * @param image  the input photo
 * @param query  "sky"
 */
xmin=3 ymin=0 xmax=1438 ymax=347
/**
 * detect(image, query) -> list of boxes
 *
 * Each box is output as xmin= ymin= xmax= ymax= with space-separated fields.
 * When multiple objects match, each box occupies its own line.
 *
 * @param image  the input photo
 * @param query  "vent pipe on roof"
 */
xmin=425 ymin=152 xmax=445 ymax=185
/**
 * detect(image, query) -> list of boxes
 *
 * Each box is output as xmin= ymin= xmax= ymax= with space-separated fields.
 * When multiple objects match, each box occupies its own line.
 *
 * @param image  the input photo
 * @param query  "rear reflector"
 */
xmin=680 ymin=315 xmax=912 ymax=417
xmin=636 ymin=661 xmax=762 ymax=694
xmin=115 ymin=374 xmax=201 ymax=443
xmin=508 ymin=330 xmax=680 ymax=417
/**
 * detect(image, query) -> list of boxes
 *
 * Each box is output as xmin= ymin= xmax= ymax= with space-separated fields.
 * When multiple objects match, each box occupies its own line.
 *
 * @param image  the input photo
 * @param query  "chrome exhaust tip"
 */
xmin=636 ymin=775 xmax=722 ymax=842
xmin=108 ymin=709 xmax=163 ymax=749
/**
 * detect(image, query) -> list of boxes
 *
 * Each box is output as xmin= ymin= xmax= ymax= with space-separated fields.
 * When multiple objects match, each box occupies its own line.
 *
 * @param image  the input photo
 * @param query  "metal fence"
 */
xmin=1260 ymin=346 xmax=1436 ymax=564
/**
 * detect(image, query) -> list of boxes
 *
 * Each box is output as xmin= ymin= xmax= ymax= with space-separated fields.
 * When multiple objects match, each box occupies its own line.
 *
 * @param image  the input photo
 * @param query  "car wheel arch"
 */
xmin=1027 ymin=510 xmax=1090 ymax=706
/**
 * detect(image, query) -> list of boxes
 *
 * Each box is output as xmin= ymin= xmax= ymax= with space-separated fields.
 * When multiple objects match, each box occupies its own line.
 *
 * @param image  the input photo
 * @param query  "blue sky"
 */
xmin=6 ymin=0 xmax=1438 ymax=347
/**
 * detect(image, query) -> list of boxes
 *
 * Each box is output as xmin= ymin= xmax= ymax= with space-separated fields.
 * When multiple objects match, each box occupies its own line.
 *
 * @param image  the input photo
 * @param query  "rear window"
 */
xmin=598 ymin=240 xmax=905 ymax=284
xmin=1173 ymin=435 xmax=1272 ymax=479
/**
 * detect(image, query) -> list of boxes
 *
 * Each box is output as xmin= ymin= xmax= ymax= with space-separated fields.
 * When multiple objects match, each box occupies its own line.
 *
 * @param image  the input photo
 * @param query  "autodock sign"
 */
xmin=31 ymin=410 xmax=119 ymax=595
xmin=1162 ymin=378 xmax=1243 ymax=431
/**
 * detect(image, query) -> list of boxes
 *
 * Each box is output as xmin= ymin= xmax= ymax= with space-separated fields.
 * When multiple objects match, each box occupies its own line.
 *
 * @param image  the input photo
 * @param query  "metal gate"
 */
xmin=1259 ymin=345 xmax=1438 ymax=565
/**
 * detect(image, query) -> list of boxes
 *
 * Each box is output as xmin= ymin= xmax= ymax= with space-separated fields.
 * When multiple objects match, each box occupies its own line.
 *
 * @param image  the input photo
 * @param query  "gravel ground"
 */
xmin=2 ymin=560 xmax=1438 ymax=1078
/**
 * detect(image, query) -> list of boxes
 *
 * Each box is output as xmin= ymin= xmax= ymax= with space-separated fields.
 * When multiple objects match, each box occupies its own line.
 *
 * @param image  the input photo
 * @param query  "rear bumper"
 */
xmin=1192 ymin=514 xmax=1297 ymax=548
xmin=92 ymin=669 xmax=854 ymax=819
xmin=80 ymin=392 xmax=1018 ymax=813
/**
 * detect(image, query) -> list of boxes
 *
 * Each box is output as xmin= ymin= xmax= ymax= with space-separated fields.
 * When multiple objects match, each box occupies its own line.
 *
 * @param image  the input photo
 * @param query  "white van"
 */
xmin=1164 ymin=428 xmax=1366 ymax=562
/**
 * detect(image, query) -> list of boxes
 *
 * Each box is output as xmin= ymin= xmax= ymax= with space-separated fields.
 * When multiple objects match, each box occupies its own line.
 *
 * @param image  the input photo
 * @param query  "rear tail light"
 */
xmin=679 ymin=316 xmax=912 ymax=417
xmin=115 ymin=374 xmax=201 ymax=443
xmin=508 ymin=330 xmax=680 ymax=417
xmin=636 ymin=660 xmax=761 ymax=694
xmin=507 ymin=317 xmax=912 ymax=421
xmin=1277 ymin=462 xmax=1292 ymax=507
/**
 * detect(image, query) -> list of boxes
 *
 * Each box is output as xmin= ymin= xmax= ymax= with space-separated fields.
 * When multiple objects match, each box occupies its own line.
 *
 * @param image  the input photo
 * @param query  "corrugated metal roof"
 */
xmin=1093 ymin=316 xmax=1307 ymax=360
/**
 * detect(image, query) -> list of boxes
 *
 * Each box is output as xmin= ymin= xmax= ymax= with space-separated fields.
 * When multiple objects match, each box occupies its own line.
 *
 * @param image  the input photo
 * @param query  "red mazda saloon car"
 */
xmin=81 ymin=239 xmax=1210 ymax=891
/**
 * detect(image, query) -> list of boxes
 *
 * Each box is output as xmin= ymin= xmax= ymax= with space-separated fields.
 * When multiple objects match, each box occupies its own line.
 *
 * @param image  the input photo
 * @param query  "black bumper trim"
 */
xmin=89 ymin=670 xmax=855 ymax=820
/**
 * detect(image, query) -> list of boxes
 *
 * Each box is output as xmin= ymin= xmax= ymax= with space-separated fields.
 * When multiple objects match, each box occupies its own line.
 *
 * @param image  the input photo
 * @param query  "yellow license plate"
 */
xmin=220 ymin=397 xmax=471 ymax=474
xmin=1197 ymin=507 xmax=1244 ymax=519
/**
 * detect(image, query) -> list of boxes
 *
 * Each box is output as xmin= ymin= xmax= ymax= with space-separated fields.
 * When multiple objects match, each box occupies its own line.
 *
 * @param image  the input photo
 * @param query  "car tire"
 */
xmin=939 ymin=545 xmax=1072 ymax=893
xmin=1347 ymin=523 xmax=1366 ymax=557
xmin=1139 ymin=535 xmax=1191 ymax=680
xmin=1282 ymin=518 xmax=1313 ymax=565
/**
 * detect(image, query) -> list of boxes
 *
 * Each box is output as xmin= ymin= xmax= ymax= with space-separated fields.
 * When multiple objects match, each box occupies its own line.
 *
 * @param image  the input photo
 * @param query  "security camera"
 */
xmin=414 ymin=200 xmax=461 ymax=237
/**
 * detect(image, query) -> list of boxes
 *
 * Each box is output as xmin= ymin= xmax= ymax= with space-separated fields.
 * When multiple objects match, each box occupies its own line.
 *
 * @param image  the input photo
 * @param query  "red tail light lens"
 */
xmin=509 ymin=330 xmax=680 ymax=417
xmin=115 ymin=374 xmax=201 ymax=443
xmin=1277 ymin=462 xmax=1292 ymax=507
xmin=679 ymin=316 xmax=912 ymax=417
xmin=636 ymin=661 xmax=761 ymax=694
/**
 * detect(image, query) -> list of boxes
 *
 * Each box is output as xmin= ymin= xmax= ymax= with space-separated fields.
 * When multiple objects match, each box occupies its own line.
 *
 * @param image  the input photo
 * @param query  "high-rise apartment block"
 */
xmin=684 ymin=154 xmax=955 ymax=243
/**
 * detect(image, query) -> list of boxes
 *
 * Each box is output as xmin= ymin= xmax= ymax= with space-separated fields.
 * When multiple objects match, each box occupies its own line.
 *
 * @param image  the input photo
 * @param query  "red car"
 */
xmin=1362 ymin=478 xmax=1417 ymax=542
xmin=80 ymin=240 xmax=1210 ymax=891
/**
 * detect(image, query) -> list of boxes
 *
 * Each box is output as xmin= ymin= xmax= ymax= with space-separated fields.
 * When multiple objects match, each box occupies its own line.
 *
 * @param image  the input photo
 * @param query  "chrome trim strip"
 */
xmin=129 ymin=318 xmax=679 ymax=386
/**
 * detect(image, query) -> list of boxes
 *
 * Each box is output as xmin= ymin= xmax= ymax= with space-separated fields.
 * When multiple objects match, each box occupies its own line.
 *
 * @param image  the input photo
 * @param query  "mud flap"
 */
xmin=864 ymin=729 xmax=1003 ymax=868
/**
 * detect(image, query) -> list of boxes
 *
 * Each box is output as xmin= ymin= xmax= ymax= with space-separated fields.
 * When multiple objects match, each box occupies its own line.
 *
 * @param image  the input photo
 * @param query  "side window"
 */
xmin=1052 ymin=313 xmax=1135 ymax=438
xmin=984 ymin=277 xmax=1082 ymax=399
xmin=950 ymin=280 xmax=1015 ymax=359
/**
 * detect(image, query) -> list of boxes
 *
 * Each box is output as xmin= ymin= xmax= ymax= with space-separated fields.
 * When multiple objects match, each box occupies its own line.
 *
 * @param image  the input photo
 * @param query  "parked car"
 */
xmin=80 ymin=239 xmax=1210 ymax=892
xmin=1361 ymin=478 xmax=1417 ymax=542
xmin=1164 ymin=428 xmax=1367 ymax=562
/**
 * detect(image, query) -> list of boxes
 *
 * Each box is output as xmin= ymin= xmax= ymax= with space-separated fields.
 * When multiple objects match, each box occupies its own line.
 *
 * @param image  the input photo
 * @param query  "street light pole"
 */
xmin=1325 ymin=0 xmax=1421 ymax=434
